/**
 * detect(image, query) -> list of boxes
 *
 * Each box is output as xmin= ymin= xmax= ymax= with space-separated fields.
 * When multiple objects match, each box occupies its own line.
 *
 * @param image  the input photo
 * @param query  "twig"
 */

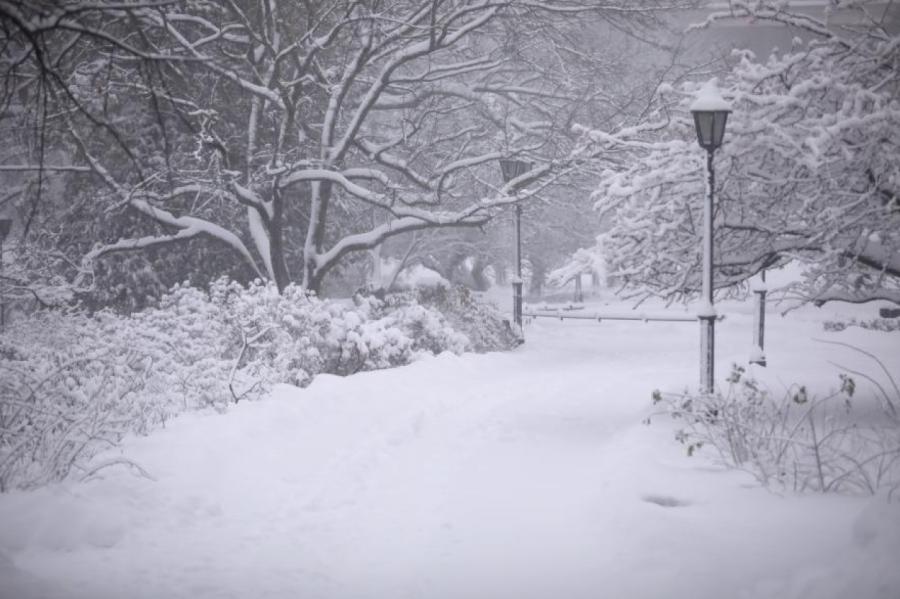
xmin=79 ymin=458 xmax=156 ymax=483
xmin=827 ymin=359 xmax=898 ymax=419
xmin=229 ymin=326 xmax=271 ymax=404
xmin=815 ymin=338 xmax=899 ymax=416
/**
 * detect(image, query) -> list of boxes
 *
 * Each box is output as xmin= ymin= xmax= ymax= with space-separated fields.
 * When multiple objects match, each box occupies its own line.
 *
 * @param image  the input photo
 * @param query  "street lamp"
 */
xmin=690 ymin=80 xmax=731 ymax=394
xmin=0 ymin=218 xmax=11 ymax=329
xmin=499 ymin=158 xmax=531 ymax=332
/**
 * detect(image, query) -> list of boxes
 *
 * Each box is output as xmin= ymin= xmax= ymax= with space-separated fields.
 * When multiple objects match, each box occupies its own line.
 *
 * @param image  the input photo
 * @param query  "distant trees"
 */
xmin=573 ymin=1 xmax=900 ymax=306
xmin=0 ymin=0 xmax=684 ymax=303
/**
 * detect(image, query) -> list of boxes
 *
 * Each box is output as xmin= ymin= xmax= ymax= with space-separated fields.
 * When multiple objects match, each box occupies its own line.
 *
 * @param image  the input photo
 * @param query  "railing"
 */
xmin=524 ymin=308 xmax=723 ymax=323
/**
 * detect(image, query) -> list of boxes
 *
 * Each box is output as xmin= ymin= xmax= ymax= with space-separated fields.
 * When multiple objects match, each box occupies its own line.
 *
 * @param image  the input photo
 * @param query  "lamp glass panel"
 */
xmin=694 ymin=112 xmax=714 ymax=148
xmin=500 ymin=160 xmax=530 ymax=182
xmin=712 ymin=112 xmax=729 ymax=148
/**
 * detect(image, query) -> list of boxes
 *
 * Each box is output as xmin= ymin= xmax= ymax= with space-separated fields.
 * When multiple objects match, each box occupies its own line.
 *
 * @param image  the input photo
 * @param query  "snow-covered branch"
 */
xmin=566 ymin=3 xmax=900 ymax=306
xmin=2 ymin=0 xmax=680 ymax=296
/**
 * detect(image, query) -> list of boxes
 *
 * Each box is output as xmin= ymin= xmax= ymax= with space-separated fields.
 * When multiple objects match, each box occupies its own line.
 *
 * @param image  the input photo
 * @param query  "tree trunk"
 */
xmin=368 ymin=245 xmax=384 ymax=289
xmin=312 ymin=181 xmax=332 ymax=252
xmin=470 ymin=257 xmax=490 ymax=291
xmin=306 ymin=262 xmax=325 ymax=295
xmin=269 ymin=189 xmax=290 ymax=293
xmin=529 ymin=259 xmax=546 ymax=299
xmin=494 ymin=263 xmax=507 ymax=286
xmin=303 ymin=180 xmax=333 ymax=294
xmin=443 ymin=251 xmax=467 ymax=284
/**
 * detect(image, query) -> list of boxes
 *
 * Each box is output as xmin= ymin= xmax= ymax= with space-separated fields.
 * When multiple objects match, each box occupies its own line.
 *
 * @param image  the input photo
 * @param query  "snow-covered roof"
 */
xmin=689 ymin=79 xmax=732 ymax=112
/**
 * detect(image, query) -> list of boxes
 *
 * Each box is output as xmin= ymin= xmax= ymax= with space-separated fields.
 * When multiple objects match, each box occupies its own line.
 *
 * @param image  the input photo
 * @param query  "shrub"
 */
xmin=0 ymin=313 xmax=168 ymax=492
xmin=0 ymin=279 xmax=481 ymax=490
xmin=823 ymin=317 xmax=900 ymax=333
xmin=208 ymin=280 xmax=469 ymax=384
xmin=651 ymin=364 xmax=900 ymax=495
xmin=415 ymin=284 xmax=520 ymax=352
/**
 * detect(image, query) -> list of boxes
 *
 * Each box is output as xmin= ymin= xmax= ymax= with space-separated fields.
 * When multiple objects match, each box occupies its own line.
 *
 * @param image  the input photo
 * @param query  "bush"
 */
xmin=210 ymin=281 xmax=469 ymax=384
xmin=0 ymin=313 xmax=169 ymax=492
xmin=651 ymin=364 xmax=900 ymax=495
xmin=414 ymin=284 xmax=520 ymax=352
xmin=0 ymin=279 xmax=480 ymax=491
xmin=823 ymin=317 xmax=900 ymax=333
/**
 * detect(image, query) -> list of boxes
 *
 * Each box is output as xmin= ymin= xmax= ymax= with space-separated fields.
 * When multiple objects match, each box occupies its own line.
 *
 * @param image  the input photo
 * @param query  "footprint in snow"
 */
xmin=641 ymin=494 xmax=690 ymax=508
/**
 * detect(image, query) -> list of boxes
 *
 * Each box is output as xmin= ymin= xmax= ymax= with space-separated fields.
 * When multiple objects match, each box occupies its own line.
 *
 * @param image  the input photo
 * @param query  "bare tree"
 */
xmin=1 ymin=0 xmax=689 ymax=298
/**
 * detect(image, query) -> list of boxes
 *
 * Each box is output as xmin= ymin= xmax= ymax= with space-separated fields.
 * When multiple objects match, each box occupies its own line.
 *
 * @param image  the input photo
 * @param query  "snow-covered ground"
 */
xmin=1 ymin=289 xmax=899 ymax=599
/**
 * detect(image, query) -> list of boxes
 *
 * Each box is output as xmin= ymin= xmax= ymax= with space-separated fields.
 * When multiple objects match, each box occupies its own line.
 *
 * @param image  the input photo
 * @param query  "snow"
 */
xmin=690 ymin=79 xmax=732 ymax=112
xmin=1 ymin=293 xmax=899 ymax=599
xmin=748 ymin=345 xmax=766 ymax=363
xmin=395 ymin=263 xmax=448 ymax=289
xmin=697 ymin=300 xmax=718 ymax=318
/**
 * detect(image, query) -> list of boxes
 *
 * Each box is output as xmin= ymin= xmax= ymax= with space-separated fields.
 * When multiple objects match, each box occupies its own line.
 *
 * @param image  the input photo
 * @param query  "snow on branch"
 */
xmin=3 ymin=0 xmax=685 ymax=296
xmin=691 ymin=1 xmax=838 ymax=43
xmin=810 ymin=289 xmax=900 ymax=307
xmin=317 ymin=212 xmax=488 ymax=273
xmin=81 ymin=197 xmax=265 ymax=279
xmin=563 ymin=9 xmax=900 ymax=306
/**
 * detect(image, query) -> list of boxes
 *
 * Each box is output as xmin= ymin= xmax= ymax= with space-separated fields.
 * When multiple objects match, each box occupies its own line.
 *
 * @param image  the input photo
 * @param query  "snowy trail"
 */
xmin=1 ymin=301 xmax=899 ymax=599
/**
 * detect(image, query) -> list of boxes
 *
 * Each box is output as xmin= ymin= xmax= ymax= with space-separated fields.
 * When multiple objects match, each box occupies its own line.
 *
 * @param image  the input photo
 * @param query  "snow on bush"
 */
xmin=0 ymin=279 xmax=476 ymax=491
xmin=413 ymin=284 xmax=521 ymax=353
xmin=652 ymin=364 xmax=900 ymax=495
xmin=823 ymin=318 xmax=900 ymax=334
xmin=0 ymin=312 xmax=170 ymax=492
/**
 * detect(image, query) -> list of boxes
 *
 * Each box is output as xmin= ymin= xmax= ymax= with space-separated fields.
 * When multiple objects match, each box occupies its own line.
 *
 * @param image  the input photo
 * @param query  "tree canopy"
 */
xmin=575 ymin=1 xmax=900 ymax=306
xmin=0 ymin=0 xmax=683 ymax=305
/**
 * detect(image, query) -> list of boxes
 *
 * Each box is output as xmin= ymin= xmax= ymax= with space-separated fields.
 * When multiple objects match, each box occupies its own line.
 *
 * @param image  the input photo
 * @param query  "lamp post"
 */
xmin=0 ymin=218 xmax=11 ymax=330
xmin=499 ymin=159 xmax=531 ymax=332
xmin=690 ymin=80 xmax=731 ymax=394
xmin=751 ymin=269 xmax=767 ymax=366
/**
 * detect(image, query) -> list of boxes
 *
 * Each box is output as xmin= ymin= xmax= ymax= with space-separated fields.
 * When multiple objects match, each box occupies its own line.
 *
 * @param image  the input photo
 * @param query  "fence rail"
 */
xmin=524 ymin=309 xmax=724 ymax=323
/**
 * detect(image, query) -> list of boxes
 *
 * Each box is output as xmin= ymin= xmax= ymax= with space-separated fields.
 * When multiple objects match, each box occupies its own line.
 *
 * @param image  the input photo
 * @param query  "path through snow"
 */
xmin=1 ymin=296 xmax=899 ymax=599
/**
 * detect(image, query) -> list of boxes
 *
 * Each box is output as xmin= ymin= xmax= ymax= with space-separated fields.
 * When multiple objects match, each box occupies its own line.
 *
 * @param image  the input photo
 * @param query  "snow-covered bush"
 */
xmin=209 ymin=280 xmax=468 ymax=383
xmin=0 ymin=312 xmax=168 ymax=492
xmin=414 ymin=284 xmax=520 ymax=352
xmin=0 ymin=279 xmax=476 ymax=490
xmin=823 ymin=318 xmax=900 ymax=334
xmin=652 ymin=364 xmax=900 ymax=495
